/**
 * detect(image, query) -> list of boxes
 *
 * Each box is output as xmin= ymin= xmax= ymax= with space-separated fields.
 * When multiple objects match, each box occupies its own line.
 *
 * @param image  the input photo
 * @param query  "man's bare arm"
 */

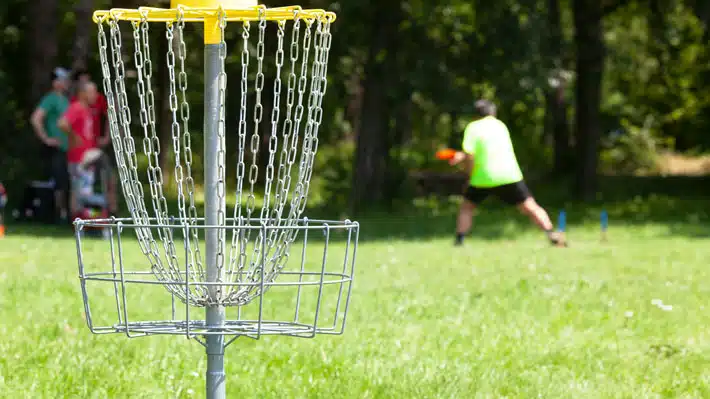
xmin=58 ymin=117 xmax=74 ymax=144
xmin=450 ymin=151 xmax=474 ymax=173
xmin=30 ymin=108 xmax=58 ymax=147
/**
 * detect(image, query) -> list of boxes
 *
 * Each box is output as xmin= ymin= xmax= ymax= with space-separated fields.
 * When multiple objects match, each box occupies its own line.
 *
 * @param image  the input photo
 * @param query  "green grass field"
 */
xmin=1 ymin=197 xmax=710 ymax=398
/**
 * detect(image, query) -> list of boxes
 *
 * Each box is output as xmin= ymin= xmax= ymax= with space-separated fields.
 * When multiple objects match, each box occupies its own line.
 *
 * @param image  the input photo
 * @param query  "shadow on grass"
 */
xmin=4 ymin=175 xmax=710 ymax=242
xmin=345 ymin=175 xmax=710 ymax=242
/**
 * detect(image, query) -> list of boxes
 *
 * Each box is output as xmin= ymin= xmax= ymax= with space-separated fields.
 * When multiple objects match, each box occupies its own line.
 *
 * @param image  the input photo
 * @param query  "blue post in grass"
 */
xmin=557 ymin=210 xmax=567 ymax=233
xmin=600 ymin=209 xmax=608 ymax=242
xmin=556 ymin=210 xmax=567 ymax=245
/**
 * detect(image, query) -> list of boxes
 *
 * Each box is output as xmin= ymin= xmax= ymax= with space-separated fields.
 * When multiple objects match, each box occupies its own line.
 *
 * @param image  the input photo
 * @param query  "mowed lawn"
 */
xmin=1 ymin=213 xmax=710 ymax=398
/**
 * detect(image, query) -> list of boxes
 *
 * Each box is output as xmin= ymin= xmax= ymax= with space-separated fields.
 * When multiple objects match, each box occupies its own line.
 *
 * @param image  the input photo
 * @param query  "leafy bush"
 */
xmin=308 ymin=141 xmax=355 ymax=212
xmin=599 ymin=117 xmax=672 ymax=175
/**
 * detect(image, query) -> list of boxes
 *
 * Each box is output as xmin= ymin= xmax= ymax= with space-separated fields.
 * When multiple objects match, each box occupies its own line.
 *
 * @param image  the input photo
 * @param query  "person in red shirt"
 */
xmin=70 ymin=69 xmax=109 ymax=148
xmin=69 ymin=69 xmax=118 ymax=214
xmin=59 ymin=81 xmax=99 ymax=216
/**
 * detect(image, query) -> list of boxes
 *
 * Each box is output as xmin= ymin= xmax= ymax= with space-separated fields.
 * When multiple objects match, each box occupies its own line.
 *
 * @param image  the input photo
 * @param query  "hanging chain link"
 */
xmin=251 ymin=17 xmax=314 ymax=294
xmin=246 ymin=10 xmax=266 ymax=222
xmin=134 ymin=14 xmax=183 ymax=295
xmin=212 ymin=8 xmax=229 ymax=303
xmin=260 ymin=19 xmax=286 ymax=254
xmin=284 ymin=18 xmax=313 ymax=225
xmin=166 ymin=17 xmax=204 ymax=291
xmin=228 ymin=20 xmax=251 ymax=282
xmin=244 ymin=10 xmax=267 ymax=284
xmin=166 ymin=21 xmax=184 ymax=221
xmin=107 ymin=18 xmax=168 ymax=289
xmin=273 ymin=15 xmax=301 ymax=222
xmin=176 ymin=9 xmax=206 ymax=295
xmin=263 ymin=15 xmax=304 ymax=284
xmin=114 ymin=19 xmax=154 ymax=252
xmin=298 ymin=18 xmax=332 ymax=219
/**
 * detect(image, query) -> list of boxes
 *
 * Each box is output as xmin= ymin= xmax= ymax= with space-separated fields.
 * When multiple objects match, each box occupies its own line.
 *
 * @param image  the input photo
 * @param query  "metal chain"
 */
xmin=249 ymin=17 xmax=314 ymax=296
xmin=262 ymin=16 xmax=305 ymax=290
xmin=166 ymin=20 xmax=202 ymax=293
xmin=260 ymin=19 xmax=286 ymax=243
xmin=265 ymin=18 xmax=327 ymax=285
xmin=108 ymin=18 xmax=167 ymax=287
xmin=95 ymin=11 xmax=336 ymax=307
xmin=176 ymin=9 xmax=206 ymax=296
xmin=245 ymin=11 xmax=267 ymax=284
xmin=296 ymin=18 xmax=325 ymax=216
xmin=246 ymin=11 xmax=266 ymax=221
xmin=213 ymin=9 xmax=228 ymax=303
xmin=284 ymin=18 xmax=313 ymax=224
xmin=140 ymin=16 xmax=169 ymax=227
xmin=114 ymin=20 xmax=154 ymax=252
xmin=266 ymin=17 xmax=333 ymax=286
xmin=135 ymin=15 xmax=182 ymax=291
xmin=299 ymin=18 xmax=332 ymax=216
xmin=97 ymin=21 xmax=131 ymax=217
xmin=98 ymin=20 xmax=157 ymax=261
xmin=272 ymin=16 xmax=301 ymax=222
xmin=228 ymin=20 xmax=251 ymax=281
xmin=166 ymin=21 xmax=185 ymax=223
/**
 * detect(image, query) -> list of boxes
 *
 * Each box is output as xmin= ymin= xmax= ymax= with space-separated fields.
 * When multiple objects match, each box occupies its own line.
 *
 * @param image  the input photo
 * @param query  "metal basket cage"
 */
xmin=74 ymin=217 xmax=358 ymax=345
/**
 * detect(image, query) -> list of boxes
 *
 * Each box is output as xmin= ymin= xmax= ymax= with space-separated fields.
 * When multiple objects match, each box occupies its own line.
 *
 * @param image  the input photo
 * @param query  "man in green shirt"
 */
xmin=30 ymin=67 xmax=71 ymax=223
xmin=450 ymin=100 xmax=562 ymax=246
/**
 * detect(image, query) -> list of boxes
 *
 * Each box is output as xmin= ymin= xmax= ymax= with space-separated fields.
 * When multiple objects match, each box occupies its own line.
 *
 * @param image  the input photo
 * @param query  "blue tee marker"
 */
xmin=557 ymin=210 xmax=566 ymax=233
xmin=600 ymin=209 xmax=608 ymax=241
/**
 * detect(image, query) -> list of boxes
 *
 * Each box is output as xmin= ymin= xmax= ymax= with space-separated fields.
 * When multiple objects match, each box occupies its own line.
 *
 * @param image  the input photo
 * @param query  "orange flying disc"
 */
xmin=435 ymin=148 xmax=456 ymax=161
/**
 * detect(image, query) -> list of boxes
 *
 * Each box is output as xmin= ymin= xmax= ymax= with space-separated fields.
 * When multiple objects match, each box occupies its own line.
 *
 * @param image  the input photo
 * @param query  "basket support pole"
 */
xmin=204 ymin=20 xmax=227 ymax=399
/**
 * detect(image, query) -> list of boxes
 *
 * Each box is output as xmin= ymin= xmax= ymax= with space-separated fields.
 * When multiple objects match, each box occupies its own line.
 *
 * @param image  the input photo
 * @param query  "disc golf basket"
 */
xmin=72 ymin=1 xmax=358 ymax=397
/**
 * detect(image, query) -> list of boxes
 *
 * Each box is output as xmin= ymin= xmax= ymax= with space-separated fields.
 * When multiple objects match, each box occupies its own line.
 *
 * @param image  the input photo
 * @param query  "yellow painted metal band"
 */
xmin=171 ymin=0 xmax=256 ymax=8
xmin=93 ymin=6 xmax=336 ymax=24
xmin=203 ymin=16 xmax=221 ymax=44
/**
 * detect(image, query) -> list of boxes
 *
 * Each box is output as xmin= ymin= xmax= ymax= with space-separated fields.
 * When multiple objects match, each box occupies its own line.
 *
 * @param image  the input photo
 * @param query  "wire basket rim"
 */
xmin=73 ymin=217 xmax=359 ymax=229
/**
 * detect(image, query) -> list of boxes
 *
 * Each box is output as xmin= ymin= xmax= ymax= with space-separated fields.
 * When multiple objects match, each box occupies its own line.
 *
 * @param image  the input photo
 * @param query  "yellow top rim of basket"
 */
xmin=92 ymin=5 xmax=337 ymax=24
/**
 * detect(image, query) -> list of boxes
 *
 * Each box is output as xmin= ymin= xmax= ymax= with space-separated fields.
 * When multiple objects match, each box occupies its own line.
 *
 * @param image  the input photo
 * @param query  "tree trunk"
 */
xmin=448 ymin=111 xmax=460 ymax=149
xmin=545 ymin=0 xmax=572 ymax=175
xmin=690 ymin=0 xmax=710 ymax=42
xmin=345 ymin=74 xmax=364 ymax=143
xmin=350 ymin=3 xmax=401 ymax=213
xmin=72 ymin=0 xmax=94 ymax=71
xmin=28 ymin=0 xmax=59 ymax=105
xmin=572 ymin=0 xmax=605 ymax=199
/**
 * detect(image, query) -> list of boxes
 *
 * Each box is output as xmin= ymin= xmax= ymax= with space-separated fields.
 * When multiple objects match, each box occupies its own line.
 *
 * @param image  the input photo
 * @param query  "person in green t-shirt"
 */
xmin=30 ymin=67 xmax=71 ymax=223
xmin=449 ymin=100 xmax=563 ymax=246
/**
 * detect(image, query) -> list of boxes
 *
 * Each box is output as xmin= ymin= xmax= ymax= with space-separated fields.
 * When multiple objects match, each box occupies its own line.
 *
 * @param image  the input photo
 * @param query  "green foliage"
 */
xmin=603 ymin=2 xmax=710 ymax=151
xmin=308 ymin=141 xmax=355 ymax=212
xmin=2 ymin=0 xmax=710 ymax=209
xmin=599 ymin=117 xmax=672 ymax=175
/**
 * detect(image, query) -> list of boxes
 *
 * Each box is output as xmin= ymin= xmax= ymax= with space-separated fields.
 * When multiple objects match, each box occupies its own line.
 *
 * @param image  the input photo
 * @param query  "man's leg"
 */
xmin=68 ymin=163 xmax=81 ymax=218
xmin=50 ymin=150 xmax=69 ymax=223
xmin=496 ymin=181 xmax=563 ymax=245
xmin=517 ymin=198 xmax=564 ymax=245
xmin=517 ymin=197 xmax=553 ymax=230
xmin=455 ymin=186 xmax=487 ymax=246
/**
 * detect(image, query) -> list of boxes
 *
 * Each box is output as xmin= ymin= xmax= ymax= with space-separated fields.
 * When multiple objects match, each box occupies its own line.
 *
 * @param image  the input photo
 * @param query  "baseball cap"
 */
xmin=51 ymin=67 xmax=70 ymax=82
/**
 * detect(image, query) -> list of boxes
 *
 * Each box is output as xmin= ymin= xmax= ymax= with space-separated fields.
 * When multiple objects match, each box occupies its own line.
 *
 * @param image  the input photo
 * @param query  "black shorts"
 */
xmin=463 ymin=181 xmax=532 ymax=206
xmin=48 ymin=148 xmax=69 ymax=192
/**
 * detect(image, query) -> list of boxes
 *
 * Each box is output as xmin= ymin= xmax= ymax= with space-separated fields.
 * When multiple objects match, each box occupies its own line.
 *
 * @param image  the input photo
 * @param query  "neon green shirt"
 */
xmin=462 ymin=116 xmax=523 ymax=187
xmin=38 ymin=92 xmax=69 ymax=151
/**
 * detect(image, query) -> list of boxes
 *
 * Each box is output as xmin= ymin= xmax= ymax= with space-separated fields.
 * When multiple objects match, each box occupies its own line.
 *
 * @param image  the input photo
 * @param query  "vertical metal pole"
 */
xmin=204 ymin=42 xmax=226 ymax=399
